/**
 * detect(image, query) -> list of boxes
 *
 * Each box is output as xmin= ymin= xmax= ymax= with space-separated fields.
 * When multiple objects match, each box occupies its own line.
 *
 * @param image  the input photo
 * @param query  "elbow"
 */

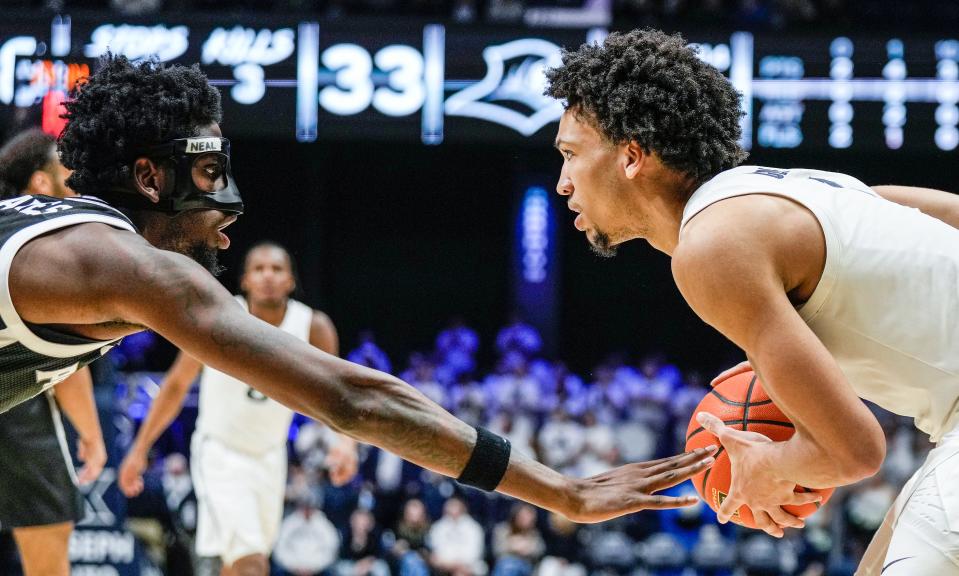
xmin=835 ymin=430 xmax=886 ymax=483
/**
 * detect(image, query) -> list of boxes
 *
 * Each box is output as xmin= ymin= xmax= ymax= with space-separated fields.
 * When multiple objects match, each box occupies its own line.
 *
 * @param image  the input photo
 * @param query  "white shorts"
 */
xmin=857 ymin=425 xmax=959 ymax=575
xmin=190 ymin=434 xmax=288 ymax=566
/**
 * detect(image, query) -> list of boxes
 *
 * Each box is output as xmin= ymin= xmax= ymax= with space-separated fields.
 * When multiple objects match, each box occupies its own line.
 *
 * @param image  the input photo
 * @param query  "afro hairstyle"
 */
xmin=59 ymin=55 xmax=222 ymax=196
xmin=546 ymin=29 xmax=748 ymax=184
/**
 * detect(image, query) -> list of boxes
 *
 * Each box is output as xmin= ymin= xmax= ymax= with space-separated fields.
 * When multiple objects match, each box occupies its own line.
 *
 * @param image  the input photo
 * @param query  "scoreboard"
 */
xmin=1 ymin=13 xmax=958 ymax=151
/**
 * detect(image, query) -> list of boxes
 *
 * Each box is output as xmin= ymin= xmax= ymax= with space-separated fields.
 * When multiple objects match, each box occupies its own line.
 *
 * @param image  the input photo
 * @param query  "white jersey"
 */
xmin=195 ymin=296 xmax=313 ymax=454
xmin=680 ymin=166 xmax=959 ymax=442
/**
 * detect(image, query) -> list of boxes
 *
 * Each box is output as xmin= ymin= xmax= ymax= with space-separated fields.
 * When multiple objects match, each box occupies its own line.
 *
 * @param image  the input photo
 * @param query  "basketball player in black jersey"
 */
xmin=0 ymin=129 xmax=107 ymax=576
xmin=0 ymin=56 xmax=715 ymax=538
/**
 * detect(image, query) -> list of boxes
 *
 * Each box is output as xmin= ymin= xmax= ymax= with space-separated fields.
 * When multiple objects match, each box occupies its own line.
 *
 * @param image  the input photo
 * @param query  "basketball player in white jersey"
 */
xmin=546 ymin=29 xmax=959 ymax=573
xmin=0 ymin=129 xmax=107 ymax=576
xmin=118 ymin=241 xmax=358 ymax=576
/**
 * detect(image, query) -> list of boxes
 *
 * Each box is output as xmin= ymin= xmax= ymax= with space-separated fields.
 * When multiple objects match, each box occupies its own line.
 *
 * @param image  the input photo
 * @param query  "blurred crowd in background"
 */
xmin=5 ymin=0 xmax=959 ymax=31
xmin=114 ymin=319 xmax=931 ymax=576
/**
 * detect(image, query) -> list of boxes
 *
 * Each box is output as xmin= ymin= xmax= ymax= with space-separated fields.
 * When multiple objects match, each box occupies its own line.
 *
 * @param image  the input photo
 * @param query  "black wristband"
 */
xmin=456 ymin=427 xmax=511 ymax=491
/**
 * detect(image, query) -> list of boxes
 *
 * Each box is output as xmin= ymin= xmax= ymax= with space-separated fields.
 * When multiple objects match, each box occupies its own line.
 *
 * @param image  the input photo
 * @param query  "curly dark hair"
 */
xmin=59 ymin=55 xmax=222 ymax=195
xmin=0 ymin=128 xmax=56 ymax=199
xmin=546 ymin=29 xmax=748 ymax=184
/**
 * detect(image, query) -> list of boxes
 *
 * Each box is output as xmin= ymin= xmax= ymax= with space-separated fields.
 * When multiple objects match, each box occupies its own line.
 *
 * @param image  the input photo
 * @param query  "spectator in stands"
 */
xmin=384 ymin=498 xmax=431 ymax=576
xmin=582 ymin=521 xmax=637 ymax=573
xmin=585 ymin=363 xmax=630 ymax=423
xmin=435 ymin=318 xmax=480 ymax=381
xmin=492 ymin=504 xmax=544 ymax=576
xmin=538 ymin=361 xmax=588 ymax=417
xmin=537 ymin=408 xmax=585 ymax=474
xmin=286 ymin=464 xmax=319 ymax=509
xmin=346 ymin=330 xmax=392 ymax=373
xmin=633 ymin=354 xmax=676 ymax=403
xmin=362 ymin=448 xmax=421 ymax=533
xmin=576 ymin=411 xmax=618 ymax=477
xmin=274 ymin=495 xmax=341 ymax=576
xmin=294 ymin=419 xmax=343 ymax=478
xmin=495 ymin=316 xmax=542 ymax=358
xmin=485 ymin=352 xmax=541 ymax=414
xmin=428 ymin=496 xmax=486 ymax=576
xmin=539 ymin=513 xmax=585 ymax=576
xmin=335 ymin=508 xmax=389 ymax=576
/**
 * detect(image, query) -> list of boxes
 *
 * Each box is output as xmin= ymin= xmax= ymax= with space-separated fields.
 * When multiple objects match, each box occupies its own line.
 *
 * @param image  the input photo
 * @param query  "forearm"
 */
xmin=743 ymin=325 xmax=885 ymax=485
xmin=126 ymin=254 xmax=574 ymax=514
xmin=131 ymin=382 xmax=192 ymax=454
xmin=53 ymin=367 xmax=102 ymax=441
xmin=755 ymin=429 xmax=877 ymax=488
xmin=322 ymin=368 xmax=573 ymax=514
xmin=872 ymin=185 xmax=959 ymax=229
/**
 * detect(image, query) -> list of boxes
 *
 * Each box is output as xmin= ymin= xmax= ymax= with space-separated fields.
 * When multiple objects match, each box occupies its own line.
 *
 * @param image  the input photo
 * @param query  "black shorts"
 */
xmin=0 ymin=392 xmax=82 ymax=529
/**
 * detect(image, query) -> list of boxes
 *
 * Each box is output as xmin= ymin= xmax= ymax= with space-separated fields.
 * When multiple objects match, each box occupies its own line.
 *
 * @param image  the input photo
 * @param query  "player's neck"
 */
xmin=638 ymin=180 xmax=696 ymax=256
xmin=249 ymin=299 xmax=288 ymax=326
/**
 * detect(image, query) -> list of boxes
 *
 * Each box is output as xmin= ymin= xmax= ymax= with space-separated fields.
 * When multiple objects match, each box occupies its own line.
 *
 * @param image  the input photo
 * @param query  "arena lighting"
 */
xmin=520 ymin=187 xmax=550 ymax=284
xmin=2 ymin=18 xmax=959 ymax=150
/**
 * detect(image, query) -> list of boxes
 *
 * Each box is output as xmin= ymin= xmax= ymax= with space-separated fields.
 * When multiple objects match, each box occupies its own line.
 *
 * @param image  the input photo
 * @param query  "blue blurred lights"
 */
xmin=521 ymin=186 xmax=549 ymax=284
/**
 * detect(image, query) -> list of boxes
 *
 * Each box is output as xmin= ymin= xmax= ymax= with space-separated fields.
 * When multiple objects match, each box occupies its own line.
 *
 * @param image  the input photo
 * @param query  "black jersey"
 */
xmin=0 ymin=194 xmax=137 ymax=414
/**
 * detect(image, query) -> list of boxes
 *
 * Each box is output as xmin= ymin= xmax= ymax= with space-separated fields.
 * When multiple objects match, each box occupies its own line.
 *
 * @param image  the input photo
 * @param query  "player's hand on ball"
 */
xmin=77 ymin=435 xmax=108 ymax=485
xmin=696 ymin=412 xmax=822 ymax=537
xmin=562 ymin=445 xmax=717 ymax=523
xmin=710 ymin=360 xmax=753 ymax=387
xmin=118 ymin=450 xmax=148 ymax=497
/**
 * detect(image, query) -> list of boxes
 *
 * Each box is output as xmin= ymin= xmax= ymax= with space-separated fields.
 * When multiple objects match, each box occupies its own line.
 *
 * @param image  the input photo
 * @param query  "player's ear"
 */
xmin=622 ymin=140 xmax=646 ymax=180
xmin=132 ymin=157 xmax=166 ymax=204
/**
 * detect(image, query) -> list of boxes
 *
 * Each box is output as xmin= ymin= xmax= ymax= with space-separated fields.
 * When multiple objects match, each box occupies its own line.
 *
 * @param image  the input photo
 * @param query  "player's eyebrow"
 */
xmin=554 ymin=138 xmax=571 ymax=150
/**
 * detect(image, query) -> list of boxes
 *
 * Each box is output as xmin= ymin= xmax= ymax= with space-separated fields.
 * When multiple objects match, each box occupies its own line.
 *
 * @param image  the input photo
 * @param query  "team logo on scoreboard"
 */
xmin=445 ymin=38 xmax=564 ymax=137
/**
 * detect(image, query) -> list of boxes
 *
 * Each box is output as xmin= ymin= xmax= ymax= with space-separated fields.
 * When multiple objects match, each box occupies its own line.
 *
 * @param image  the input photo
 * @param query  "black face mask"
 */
xmin=102 ymin=137 xmax=244 ymax=215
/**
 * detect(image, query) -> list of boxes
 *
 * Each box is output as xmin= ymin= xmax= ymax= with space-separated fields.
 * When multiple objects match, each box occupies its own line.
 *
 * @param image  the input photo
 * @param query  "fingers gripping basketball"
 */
xmin=684 ymin=371 xmax=835 ymax=529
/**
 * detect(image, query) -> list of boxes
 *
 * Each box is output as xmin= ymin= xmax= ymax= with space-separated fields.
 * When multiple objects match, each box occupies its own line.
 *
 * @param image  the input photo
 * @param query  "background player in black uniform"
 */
xmin=0 ymin=56 xmax=717 ymax=532
xmin=0 ymin=129 xmax=107 ymax=576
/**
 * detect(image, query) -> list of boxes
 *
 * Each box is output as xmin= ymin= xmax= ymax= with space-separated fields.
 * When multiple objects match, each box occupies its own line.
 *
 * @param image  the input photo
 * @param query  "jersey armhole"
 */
xmin=0 ymin=214 xmax=136 ymax=358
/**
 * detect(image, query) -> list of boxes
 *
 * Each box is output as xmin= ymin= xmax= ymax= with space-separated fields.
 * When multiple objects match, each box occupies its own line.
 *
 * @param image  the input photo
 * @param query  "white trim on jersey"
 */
xmin=45 ymin=390 xmax=79 ymax=486
xmin=67 ymin=197 xmax=137 ymax=228
xmin=0 ymin=213 xmax=135 ymax=358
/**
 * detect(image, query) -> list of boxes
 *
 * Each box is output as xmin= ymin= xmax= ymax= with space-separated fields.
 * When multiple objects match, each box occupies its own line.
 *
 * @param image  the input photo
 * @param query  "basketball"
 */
xmin=685 ymin=370 xmax=835 ymax=529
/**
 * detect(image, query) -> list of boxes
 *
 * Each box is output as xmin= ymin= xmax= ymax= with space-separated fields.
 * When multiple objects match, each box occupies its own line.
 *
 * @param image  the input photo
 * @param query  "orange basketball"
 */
xmin=684 ymin=370 xmax=834 ymax=529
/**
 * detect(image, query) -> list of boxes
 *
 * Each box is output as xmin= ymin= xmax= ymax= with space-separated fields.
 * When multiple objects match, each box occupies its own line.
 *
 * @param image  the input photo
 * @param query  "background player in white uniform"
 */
xmin=118 ymin=241 xmax=359 ymax=576
xmin=0 ymin=128 xmax=107 ymax=576
xmin=545 ymin=29 xmax=959 ymax=573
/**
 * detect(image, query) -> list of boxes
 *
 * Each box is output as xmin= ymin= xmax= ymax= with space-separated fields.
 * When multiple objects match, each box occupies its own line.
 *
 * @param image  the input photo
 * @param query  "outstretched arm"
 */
xmin=872 ymin=185 xmax=959 ymax=229
xmin=118 ymin=351 xmax=203 ymax=496
xmin=90 ymin=233 xmax=714 ymax=522
xmin=53 ymin=367 xmax=107 ymax=484
xmin=11 ymin=226 xmax=715 ymax=522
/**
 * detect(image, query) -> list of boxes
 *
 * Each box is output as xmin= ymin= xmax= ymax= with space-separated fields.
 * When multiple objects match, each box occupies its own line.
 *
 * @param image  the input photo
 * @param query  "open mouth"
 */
xmin=216 ymin=216 xmax=237 ymax=249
